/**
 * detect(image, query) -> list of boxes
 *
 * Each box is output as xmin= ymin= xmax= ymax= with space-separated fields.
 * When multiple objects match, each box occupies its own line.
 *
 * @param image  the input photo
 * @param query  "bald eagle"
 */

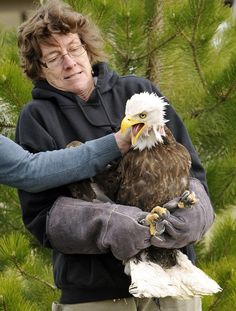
xmin=67 ymin=92 xmax=221 ymax=298
xmin=116 ymin=92 xmax=221 ymax=298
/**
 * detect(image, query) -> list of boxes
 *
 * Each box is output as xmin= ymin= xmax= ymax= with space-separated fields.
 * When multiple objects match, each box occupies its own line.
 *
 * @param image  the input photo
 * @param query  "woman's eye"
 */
xmin=69 ymin=45 xmax=81 ymax=52
xmin=70 ymin=47 xmax=79 ymax=52
xmin=139 ymin=113 xmax=147 ymax=119
xmin=48 ymin=57 xmax=58 ymax=63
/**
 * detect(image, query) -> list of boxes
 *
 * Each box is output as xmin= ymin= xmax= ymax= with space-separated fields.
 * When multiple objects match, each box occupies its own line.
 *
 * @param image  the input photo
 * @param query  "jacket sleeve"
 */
xmin=0 ymin=134 xmax=121 ymax=192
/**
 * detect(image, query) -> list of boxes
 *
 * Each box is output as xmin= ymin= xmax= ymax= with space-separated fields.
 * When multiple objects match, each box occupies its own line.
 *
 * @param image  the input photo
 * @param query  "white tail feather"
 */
xmin=126 ymin=250 xmax=222 ymax=299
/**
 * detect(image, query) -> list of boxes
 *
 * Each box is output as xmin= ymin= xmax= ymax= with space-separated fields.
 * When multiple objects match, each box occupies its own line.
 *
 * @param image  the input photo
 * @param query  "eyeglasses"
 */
xmin=40 ymin=44 xmax=86 ymax=69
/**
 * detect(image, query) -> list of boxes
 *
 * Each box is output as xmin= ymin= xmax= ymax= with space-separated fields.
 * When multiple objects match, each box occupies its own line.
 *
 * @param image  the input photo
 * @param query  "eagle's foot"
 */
xmin=151 ymin=206 xmax=169 ymax=216
xmin=178 ymin=190 xmax=197 ymax=208
xmin=145 ymin=206 xmax=170 ymax=236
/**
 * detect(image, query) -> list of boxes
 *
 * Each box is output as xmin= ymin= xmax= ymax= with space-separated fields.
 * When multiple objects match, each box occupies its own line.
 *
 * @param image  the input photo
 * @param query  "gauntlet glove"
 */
xmin=151 ymin=178 xmax=215 ymax=249
xmin=46 ymin=197 xmax=152 ymax=261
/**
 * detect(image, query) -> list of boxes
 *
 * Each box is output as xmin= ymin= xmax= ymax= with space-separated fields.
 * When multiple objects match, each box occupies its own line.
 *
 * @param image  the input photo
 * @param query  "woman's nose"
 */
xmin=62 ymin=53 xmax=76 ymax=69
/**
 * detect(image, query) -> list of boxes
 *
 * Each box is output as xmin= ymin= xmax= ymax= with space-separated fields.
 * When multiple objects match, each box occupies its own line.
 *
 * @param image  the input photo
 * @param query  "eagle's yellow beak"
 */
xmin=121 ymin=115 xmax=146 ymax=145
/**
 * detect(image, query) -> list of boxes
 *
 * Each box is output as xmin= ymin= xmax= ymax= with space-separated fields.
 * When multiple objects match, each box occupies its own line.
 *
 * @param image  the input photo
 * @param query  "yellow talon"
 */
xmin=178 ymin=191 xmax=197 ymax=208
xmin=145 ymin=206 xmax=168 ymax=236
xmin=151 ymin=206 xmax=168 ymax=216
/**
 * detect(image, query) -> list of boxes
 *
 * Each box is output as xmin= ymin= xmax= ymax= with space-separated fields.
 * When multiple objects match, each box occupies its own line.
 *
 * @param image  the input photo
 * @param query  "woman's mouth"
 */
xmin=64 ymin=71 xmax=82 ymax=80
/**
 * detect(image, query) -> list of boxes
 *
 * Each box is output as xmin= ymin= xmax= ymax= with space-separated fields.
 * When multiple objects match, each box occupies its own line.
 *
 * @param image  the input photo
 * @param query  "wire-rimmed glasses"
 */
xmin=40 ymin=44 xmax=86 ymax=69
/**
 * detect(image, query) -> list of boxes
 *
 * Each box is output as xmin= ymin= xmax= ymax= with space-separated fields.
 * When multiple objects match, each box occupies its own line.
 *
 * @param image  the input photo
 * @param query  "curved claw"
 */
xmin=145 ymin=206 xmax=170 ymax=236
xmin=178 ymin=191 xmax=197 ymax=208
xmin=155 ymin=220 xmax=166 ymax=235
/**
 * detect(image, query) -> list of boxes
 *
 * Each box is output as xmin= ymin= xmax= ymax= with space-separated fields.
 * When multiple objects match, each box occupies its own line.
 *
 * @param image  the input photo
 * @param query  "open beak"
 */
xmin=121 ymin=115 xmax=146 ymax=145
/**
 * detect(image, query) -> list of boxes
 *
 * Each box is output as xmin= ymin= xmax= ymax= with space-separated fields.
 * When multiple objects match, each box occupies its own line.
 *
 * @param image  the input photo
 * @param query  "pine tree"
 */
xmin=0 ymin=1 xmax=236 ymax=310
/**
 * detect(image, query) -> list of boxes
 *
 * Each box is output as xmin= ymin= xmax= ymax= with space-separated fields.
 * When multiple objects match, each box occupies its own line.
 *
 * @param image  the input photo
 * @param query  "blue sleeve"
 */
xmin=0 ymin=134 xmax=121 ymax=192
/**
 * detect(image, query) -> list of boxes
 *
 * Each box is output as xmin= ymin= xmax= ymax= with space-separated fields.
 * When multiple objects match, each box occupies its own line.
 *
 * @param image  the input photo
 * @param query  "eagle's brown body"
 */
xmin=116 ymin=127 xmax=191 ymax=211
xmin=112 ymin=126 xmax=191 ymax=268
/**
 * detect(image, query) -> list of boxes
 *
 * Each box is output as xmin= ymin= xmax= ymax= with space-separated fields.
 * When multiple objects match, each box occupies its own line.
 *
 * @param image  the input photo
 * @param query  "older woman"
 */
xmin=16 ymin=1 xmax=214 ymax=310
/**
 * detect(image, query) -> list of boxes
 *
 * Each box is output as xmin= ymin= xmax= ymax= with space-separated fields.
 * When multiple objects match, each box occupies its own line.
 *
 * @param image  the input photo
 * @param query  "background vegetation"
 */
xmin=0 ymin=0 xmax=235 ymax=309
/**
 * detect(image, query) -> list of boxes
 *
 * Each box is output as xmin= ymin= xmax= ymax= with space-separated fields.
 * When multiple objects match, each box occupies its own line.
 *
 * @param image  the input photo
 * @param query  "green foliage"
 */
xmin=0 ymin=186 xmax=23 ymax=235
xmin=207 ymin=156 xmax=236 ymax=211
xmin=0 ymin=275 xmax=39 ymax=311
xmin=201 ymin=255 xmax=236 ymax=311
xmin=0 ymin=60 xmax=32 ymax=113
xmin=0 ymin=233 xmax=59 ymax=310
xmin=0 ymin=233 xmax=29 ymax=268
xmin=197 ymin=207 xmax=236 ymax=310
xmin=0 ymin=0 xmax=236 ymax=309
xmin=0 ymin=29 xmax=32 ymax=136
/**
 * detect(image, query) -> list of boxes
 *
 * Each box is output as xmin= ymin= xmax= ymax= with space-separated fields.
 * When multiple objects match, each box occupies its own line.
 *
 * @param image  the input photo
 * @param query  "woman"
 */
xmin=0 ymin=132 xmax=130 ymax=191
xmin=16 ymin=1 xmax=214 ymax=310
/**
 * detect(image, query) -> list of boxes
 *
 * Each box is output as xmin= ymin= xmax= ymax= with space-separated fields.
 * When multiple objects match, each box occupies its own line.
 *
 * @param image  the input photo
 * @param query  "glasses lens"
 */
xmin=70 ymin=45 xmax=85 ymax=57
xmin=45 ymin=45 xmax=86 ymax=69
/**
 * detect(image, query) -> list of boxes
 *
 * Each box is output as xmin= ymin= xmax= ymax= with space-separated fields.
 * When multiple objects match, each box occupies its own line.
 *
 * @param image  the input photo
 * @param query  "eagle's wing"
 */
xmin=66 ymin=140 xmax=122 ymax=202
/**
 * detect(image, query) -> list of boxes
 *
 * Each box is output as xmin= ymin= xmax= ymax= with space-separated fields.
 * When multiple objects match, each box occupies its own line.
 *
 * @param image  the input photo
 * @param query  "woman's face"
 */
xmin=40 ymin=33 xmax=94 ymax=99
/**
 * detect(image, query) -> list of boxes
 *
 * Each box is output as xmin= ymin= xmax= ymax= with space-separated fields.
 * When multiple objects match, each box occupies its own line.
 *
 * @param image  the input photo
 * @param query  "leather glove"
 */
xmin=46 ymin=197 xmax=151 ymax=261
xmin=150 ymin=178 xmax=215 ymax=249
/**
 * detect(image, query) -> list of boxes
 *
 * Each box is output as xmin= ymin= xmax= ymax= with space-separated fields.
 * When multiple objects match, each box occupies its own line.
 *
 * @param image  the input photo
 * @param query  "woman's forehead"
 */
xmin=40 ymin=33 xmax=81 ymax=49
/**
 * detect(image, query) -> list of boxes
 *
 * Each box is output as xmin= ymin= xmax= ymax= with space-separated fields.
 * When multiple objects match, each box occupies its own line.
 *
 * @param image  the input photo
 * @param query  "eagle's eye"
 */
xmin=139 ymin=112 xmax=147 ymax=119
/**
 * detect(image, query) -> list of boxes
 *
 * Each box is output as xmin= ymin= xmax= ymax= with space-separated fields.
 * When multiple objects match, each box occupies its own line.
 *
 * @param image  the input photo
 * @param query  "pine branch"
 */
xmin=3 ymin=301 xmax=7 ymax=311
xmin=191 ymin=0 xmax=205 ymax=43
xmin=217 ymin=171 xmax=236 ymax=206
xmin=220 ymin=78 xmax=236 ymax=101
xmin=123 ymin=10 xmax=132 ymax=71
xmin=194 ymin=77 xmax=236 ymax=118
xmin=107 ymin=34 xmax=176 ymax=72
xmin=0 ymin=122 xmax=16 ymax=130
xmin=106 ymin=40 xmax=126 ymax=58
xmin=0 ymin=80 xmax=23 ymax=111
xmin=135 ymin=34 xmax=177 ymax=62
xmin=208 ymin=271 xmax=232 ymax=311
xmin=12 ymin=258 xmax=56 ymax=291
xmin=96 ymin=3 xmax=107 ymax=24
xmin=172 ymin=0 xmax=210 ymax=95
xmin=175 ymin=25 xmax=209 ymax=94
xmin=0 ymin=218 xmax=22 ymax=232
xmin=0 ymin=296 xmax=7 ymax=311
xmin=191 ymin=41 xmax=209 ymax=93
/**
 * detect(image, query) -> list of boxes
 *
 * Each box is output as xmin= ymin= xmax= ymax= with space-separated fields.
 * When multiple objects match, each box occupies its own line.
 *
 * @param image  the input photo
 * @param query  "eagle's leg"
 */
xmin=177 ymin=190 xmax=197 ymax=208
xmin=145 ymin=213 xmax=159 ymax=236
xmin=145 ymin=206 xmax=170 ymax=236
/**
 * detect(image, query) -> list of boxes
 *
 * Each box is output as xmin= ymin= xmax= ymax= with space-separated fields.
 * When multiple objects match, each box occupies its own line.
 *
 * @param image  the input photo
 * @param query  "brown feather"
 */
xmin=116 ymin=127 xmax=191 ymax=212
xmin=114 ymin=126 xmax=191 ymax=268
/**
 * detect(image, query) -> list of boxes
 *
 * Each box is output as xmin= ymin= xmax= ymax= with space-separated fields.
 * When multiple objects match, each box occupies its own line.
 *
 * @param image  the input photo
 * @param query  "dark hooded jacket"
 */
xmin=16 ymin=63 xmax=207 ymax=304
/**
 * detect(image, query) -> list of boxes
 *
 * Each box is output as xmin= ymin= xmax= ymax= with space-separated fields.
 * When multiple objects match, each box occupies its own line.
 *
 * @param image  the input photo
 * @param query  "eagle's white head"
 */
xmin=121 ymin=92 xmax=169 ymax=151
